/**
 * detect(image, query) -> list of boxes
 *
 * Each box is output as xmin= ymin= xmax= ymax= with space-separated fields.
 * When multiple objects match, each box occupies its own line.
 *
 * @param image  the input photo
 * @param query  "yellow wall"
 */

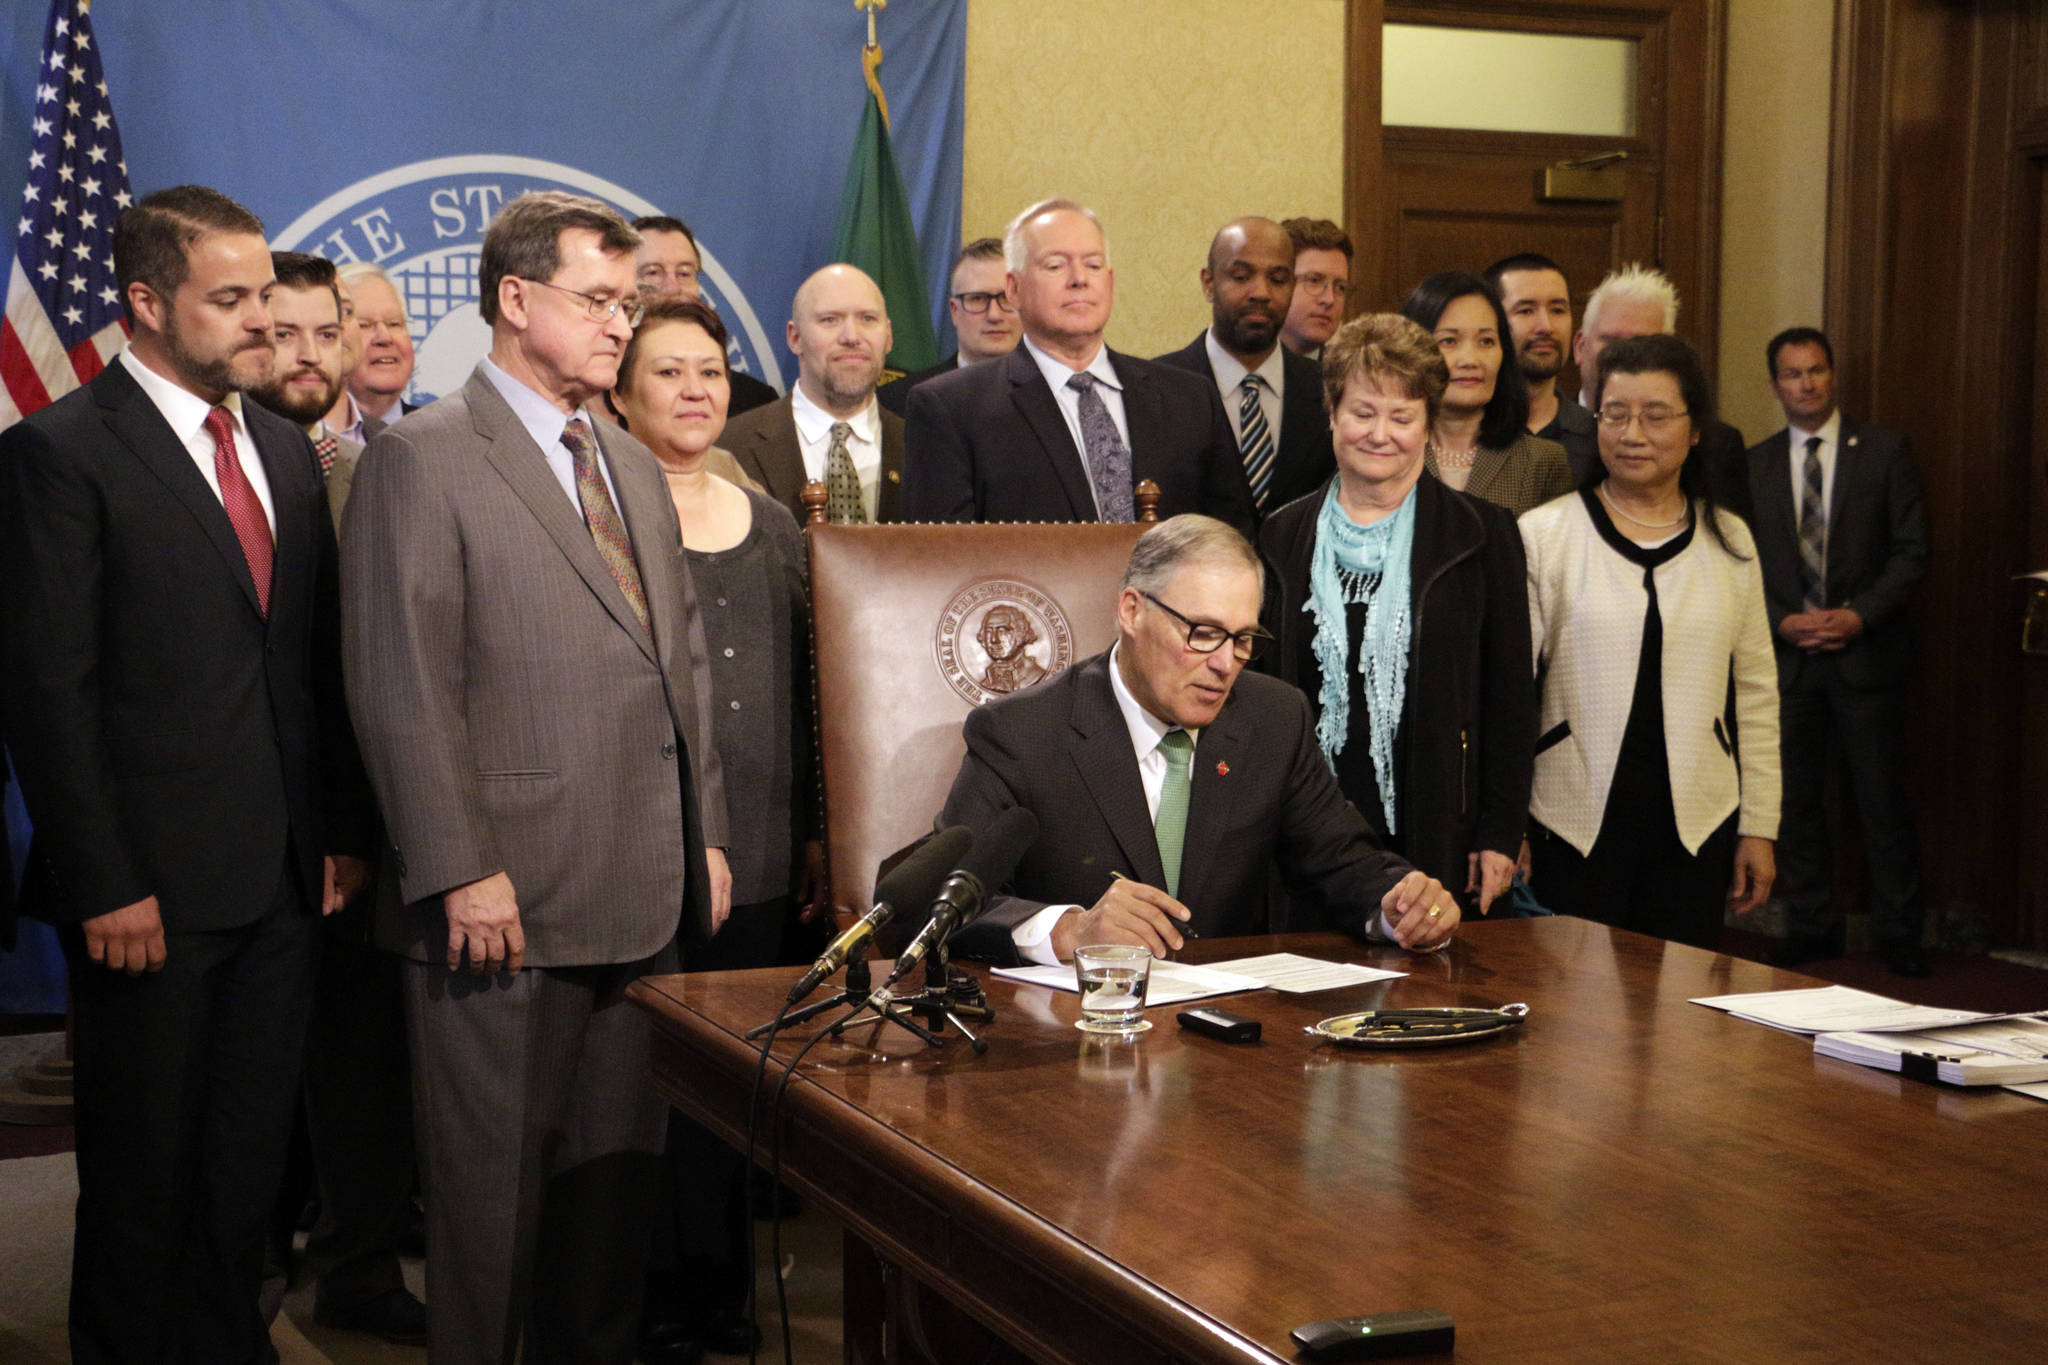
xmin=962 ymin=0 xmax=1349 ymax=359
xmin=1717 ymin=0 xmax=1833 ymax=442
xmin=963 ymin=0 xmax=1833 ymax=421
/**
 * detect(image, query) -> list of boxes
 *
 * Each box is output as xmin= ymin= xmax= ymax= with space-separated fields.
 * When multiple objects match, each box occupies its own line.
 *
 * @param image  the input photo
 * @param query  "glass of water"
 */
xmin=1074 ymin=944 xmax=1153 ymax=1034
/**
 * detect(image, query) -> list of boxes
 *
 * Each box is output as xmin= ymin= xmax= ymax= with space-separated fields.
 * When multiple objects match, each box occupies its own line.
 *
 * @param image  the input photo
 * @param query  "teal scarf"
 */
xmin=1307 ymin=482 xmax=1416 ymax=833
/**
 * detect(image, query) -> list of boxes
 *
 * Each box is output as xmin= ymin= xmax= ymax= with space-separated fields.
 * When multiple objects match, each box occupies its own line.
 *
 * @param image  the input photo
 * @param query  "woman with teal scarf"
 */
xmin=1262 ymin=314 xmax=1537 ymax=918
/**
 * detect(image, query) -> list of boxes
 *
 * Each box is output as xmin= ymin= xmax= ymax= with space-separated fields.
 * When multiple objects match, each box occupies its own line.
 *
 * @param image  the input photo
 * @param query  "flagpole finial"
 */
xmin=856 ymin=0 xmax=886 ymax=49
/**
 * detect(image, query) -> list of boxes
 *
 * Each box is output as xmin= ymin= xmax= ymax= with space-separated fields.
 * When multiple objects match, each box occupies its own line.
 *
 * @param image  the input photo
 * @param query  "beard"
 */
xmin=162 ymin=309 xmax=272 ymax=397
xmin=251 ymin=367 xmax=343 ymax=425
xmin=1215 ymin=304 xmax=1279 ymax=354
xmin=1517 ymin=341 xmax=1562 ymax=382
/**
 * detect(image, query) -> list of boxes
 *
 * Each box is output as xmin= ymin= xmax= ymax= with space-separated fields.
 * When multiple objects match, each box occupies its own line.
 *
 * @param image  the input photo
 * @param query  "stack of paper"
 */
xmin=1689 ymin=985 xmax=2009 ymax=1034
xmin=1813 ymin=1018 xmax=2048 ymax=1086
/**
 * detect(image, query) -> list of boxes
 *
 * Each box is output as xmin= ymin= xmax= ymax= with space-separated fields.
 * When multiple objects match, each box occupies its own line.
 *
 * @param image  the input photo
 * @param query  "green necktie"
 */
xmin=1154 ymin=729 xmax=1195 ymax=898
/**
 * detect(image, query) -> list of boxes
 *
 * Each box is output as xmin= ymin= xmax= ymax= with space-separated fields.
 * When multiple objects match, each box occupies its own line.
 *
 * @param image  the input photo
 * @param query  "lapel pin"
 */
xmin=1216 ymin=761 xmax=1230 ymax=776
xmin=1847 ymin=435 xmax=1859 ymax=447
xmin=887 ymin=469 xmax=901 ymax=482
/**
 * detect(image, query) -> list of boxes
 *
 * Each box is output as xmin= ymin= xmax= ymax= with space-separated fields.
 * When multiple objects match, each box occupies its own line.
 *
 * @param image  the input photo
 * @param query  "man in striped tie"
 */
xmin=1746 ymin=327 xmax=1932 ymax=977
xmin=1157 ymin=217 xmax=1335 ymax=519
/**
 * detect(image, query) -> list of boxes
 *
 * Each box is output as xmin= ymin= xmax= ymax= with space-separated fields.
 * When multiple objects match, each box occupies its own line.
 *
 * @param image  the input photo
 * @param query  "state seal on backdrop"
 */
xmin=935 ymin=579 xmax=1074 ymax=707
xmin=271 ymin=155 xmax=781 ymax=405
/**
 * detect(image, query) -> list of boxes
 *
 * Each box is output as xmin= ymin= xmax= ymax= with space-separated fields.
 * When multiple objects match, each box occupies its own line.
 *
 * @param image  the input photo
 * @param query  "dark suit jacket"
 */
xmin=727 ymin=369 xmax=779 ymax=418
xmin=359 ymin=397 xmax=419 ymax=442
xmin=720 ymin=394 xmax=906 ymax=524
xmin=940 ymin=651 xmax=1413 ymax=964
xmin=1542 ymin=395 xmax=1600 ymax=485
xmin=1745 ymin=417 xmax=1928 ymax=689
xmin=903 ymin=344 xmax=1257 ymax=532
xmin=1260 ymin=477 xmax=1535 ymax=905
xmin=876 ymin=353 xmax=956 ymax=417
xmin=1153 ymin=332 xmax=1334 ymax=514
xmin=0 ymin=360 xmax=366 ymax=931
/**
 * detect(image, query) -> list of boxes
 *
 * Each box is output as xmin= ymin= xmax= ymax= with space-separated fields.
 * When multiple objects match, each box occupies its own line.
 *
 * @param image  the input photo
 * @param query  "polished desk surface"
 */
xmin=631 ymin=918 xmax=2048 ymax=1364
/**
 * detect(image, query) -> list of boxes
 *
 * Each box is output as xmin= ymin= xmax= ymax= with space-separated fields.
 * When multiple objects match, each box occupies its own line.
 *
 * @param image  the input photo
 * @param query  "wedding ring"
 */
xmin=1427 ymin=906 xmax=1443 ymax=919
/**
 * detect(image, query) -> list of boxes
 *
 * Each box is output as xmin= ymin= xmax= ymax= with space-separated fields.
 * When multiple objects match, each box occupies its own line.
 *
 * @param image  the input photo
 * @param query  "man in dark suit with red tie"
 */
xmin=903 ymin=199 xmax=1256 ymax=533
xmin=1747 ymin=327 xmax=1931 ymax=976
xmin=0 ymin=185 xmax=368 ymax=1363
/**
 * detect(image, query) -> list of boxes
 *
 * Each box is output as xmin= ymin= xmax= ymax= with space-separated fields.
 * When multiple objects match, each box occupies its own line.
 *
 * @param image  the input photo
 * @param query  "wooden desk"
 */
xmin=631 ymin=918 xmax=2048 ymax=1363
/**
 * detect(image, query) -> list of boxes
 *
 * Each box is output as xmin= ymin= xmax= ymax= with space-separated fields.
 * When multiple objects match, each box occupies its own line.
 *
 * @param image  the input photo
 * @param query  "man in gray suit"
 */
xmin=342 ymin=191 xmax=731 ymax=1364
xmin=721 ymin=263 xmax=906 ymax=523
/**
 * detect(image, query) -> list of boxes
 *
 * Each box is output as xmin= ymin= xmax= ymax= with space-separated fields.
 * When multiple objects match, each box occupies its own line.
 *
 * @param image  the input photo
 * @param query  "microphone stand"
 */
xmin=834 ymin=939 xmax=995 ymax=1054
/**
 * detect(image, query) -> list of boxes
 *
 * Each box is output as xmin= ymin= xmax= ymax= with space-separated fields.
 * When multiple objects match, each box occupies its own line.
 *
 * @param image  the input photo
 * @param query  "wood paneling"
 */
xmin=1354 ymin=0 xmax=1723 ymax=372
xmin=1826 ymin=0 xmax=2048 ymax=949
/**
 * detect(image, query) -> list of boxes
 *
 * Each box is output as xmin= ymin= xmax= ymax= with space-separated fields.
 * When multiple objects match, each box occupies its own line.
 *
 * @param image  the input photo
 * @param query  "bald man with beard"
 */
xmin=1156 ymin=216 xmax=1334 ymax=517
xmin=720 ymin=263 xmax=906 ymax=523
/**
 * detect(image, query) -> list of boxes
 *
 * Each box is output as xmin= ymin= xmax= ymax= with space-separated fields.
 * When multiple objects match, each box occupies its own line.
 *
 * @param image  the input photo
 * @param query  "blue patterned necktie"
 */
xmin=1066 ymin=371 xmax=1134 ymax=522
xmin=1798 ymin=435 xmax=1826 ymax=610
xmin=1238 ymin=375 xmax=1276 ymax=509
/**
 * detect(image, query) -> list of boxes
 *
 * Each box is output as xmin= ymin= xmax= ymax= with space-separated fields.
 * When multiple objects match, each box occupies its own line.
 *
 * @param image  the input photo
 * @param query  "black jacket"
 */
xmin=1260 ymin=476 xmax=1535 ymax=906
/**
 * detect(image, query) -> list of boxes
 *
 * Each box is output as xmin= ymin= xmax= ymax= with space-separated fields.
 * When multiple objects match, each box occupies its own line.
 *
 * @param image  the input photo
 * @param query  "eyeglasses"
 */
xmin=1296 ymin=272 xmax=1350 ymax=300
xmin=1142 ymin=592 xmax=1271 ymax=662
xmin=517 ymin=277 xmax=645 ymax=327
xmin=1596 ymin=403 xmax=1690 ymax=432
xmin=951 ymin=290 xmax=1016 ymax=315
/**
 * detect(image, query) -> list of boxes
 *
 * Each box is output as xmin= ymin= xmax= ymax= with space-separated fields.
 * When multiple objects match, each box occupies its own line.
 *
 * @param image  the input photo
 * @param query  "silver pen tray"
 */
xmin=1305 ymin=1004 xmax=1530 ymax=1048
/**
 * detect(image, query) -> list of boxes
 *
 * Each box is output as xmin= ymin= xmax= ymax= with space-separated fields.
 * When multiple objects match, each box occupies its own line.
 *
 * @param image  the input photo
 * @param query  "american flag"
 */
xmin=0 ymin=0 xmax=133 ymax=428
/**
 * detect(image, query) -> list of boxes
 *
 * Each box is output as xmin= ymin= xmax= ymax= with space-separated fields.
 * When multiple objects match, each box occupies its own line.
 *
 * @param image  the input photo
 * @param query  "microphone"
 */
xmin=885 ymin=806 xmax=1040 ymax=987
xmin=785 ymin=825 xmax=972 ymax=1005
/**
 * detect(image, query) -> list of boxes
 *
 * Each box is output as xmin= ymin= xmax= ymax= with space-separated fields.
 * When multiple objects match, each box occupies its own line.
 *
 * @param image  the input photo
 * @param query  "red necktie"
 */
xmin=204 ymin=405 xmax=274 ymax=616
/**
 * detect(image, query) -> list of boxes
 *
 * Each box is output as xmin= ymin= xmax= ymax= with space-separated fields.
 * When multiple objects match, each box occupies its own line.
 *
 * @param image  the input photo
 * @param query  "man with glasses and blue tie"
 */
xmin=342 ymin=190 xmax=730 ymax=1364
xmin=937 ymin=516 xmax=1457 ymax=966
xmin=903 ymin=198 xmax=1256 ymax=532
xmin=877 ymin=237 xmax=1021 ymax=414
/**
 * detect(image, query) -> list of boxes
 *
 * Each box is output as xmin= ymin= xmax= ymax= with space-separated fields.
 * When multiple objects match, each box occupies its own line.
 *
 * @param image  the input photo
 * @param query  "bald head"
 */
xmin=787 ymin=263 xmax=893 ymax=417
xmin=1202 ymin=216 xmax=1296 ymax=364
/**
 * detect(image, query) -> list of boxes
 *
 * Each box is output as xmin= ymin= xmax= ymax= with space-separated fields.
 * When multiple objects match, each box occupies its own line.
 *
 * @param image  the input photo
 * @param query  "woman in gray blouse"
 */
xmin=611 ymin=296 xmax=814 ymax=1359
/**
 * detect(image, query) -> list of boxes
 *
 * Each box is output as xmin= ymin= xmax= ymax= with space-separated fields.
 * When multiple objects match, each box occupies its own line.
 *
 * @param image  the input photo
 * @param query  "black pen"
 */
xmin=1108 ymin=869 xmax=1199 ymax=939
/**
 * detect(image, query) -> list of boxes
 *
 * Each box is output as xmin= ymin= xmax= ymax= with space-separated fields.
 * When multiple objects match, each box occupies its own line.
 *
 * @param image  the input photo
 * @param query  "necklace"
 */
xmin=1430 ymin=438 xmax=1478 ymax=470
xmin=1598 ymin=483 xmax=1689 ymax=529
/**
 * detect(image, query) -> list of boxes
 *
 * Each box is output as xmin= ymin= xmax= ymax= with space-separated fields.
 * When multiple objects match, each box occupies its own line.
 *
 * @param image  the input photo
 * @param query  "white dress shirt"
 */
xmin=790 ymin=382 xmax=882 ymax=521
xmin=118 ymin=349 xmax=275 ymax=533
xmin=480 ymin=356 xmax=622 ymax=513
xmin=1203 ymin=329 xmax=1284 ymax=450
xmin=1021 ymin=334 xmax=1129 ymax=517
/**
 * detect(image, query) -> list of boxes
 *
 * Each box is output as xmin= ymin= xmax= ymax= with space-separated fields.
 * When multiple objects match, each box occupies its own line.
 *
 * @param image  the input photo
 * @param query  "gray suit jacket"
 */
xmin=721 ymin=394 xmax=906 ymax=524
xmin=341 ymin=366 xmax=728 ymax=966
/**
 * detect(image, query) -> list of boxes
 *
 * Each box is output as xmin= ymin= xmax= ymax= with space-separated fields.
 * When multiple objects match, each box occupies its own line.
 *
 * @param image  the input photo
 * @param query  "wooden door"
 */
xmin=1349 ymin=0 xmax=1724 ymax=381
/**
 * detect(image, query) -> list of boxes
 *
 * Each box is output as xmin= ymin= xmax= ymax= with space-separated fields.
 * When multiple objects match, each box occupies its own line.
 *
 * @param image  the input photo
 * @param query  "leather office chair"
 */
xmin=802 ymin=482 xmax=1159 ymax=926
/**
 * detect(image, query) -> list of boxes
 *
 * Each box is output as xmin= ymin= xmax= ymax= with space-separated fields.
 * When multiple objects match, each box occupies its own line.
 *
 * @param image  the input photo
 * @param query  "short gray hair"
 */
xmin=1582 ymin=262 xmax=1679 ymax=336
xmin=1003 ymin=197 xmax=1111 ymax=274
xmin=1120 ymin=515 xmax=1263 ymax=596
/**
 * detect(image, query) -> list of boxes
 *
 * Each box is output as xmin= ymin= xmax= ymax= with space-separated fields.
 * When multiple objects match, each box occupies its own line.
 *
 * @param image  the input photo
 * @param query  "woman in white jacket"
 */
xmin=1520 ymin=334 xmax=1778 ymax=949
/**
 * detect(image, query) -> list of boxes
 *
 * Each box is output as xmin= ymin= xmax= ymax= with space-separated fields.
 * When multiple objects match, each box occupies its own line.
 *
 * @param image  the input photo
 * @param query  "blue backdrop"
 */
xmin=0 ymin=0 xmax=966 ymax=396
xmin=0 ymin=0 xmax=965 ymax=1011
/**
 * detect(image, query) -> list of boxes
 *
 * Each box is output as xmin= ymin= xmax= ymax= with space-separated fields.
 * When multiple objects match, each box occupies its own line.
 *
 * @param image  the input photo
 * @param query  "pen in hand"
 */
xmin=1108 ymin=869 xmax=1199 ymax=939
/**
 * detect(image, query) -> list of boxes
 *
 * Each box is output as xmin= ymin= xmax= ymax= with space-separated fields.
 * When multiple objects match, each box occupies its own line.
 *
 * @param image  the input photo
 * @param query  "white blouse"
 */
xmin=1519 ymin=493 xmax=1781 ymax=856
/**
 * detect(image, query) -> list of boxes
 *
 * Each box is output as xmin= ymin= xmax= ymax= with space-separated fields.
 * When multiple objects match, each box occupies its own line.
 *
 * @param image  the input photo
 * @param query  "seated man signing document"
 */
xmin=940 ymin=515 xmax=1458 ymax=965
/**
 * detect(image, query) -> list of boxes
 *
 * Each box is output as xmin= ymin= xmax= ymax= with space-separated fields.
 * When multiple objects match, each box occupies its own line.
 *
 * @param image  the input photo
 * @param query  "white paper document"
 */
xmin=993 ymin=960 xmax=1266 ymax=1007
xmin=1812 ymin=1022 xmax=2048 ymax=1086
xmin=1689 ymin=985 xmax=2007 ymax=1035
xmin=1200 ymin=952 xmax=1407 ymax=993
xmin=2004 ymin=1080 xmax=2048 ymax=1102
